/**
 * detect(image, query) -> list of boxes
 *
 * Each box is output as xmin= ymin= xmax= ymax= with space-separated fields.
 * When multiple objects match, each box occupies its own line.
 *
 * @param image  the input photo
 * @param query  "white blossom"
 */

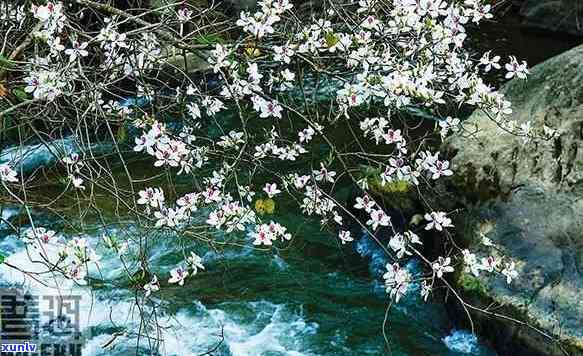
xmin=424 ymin=211 xmax=453 ymax=231
xmin=505 ymin=56 xmax=529 ymax=79
xmin=0 ymin=164 xmax=18 ymax=183
xmin=338 ymin=230 xmax=353 ymax=244
xmin=263 ymin=183 xmax=282 ymax=198
xmin=168 ymin=266 xmax=189 ymax=286
xmin=144 ymin=275 xmax=160 ymax=297
xmin=383 ymin=263 xmax=411 ymax=303
xmin=502 ymin=261 xmax=519 ymax=284
xmin=432 ymin=256 xmax=454 ymax=278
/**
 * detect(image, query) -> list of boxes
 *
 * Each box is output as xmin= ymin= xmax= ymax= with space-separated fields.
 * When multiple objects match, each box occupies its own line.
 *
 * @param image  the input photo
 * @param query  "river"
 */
xmin=0 ymin=15 xmax=581 ymax=356
xmin=0 ymin=201 xmax=494 ymax=355
xmin=0 ymin=138 xmax=493 ymax=355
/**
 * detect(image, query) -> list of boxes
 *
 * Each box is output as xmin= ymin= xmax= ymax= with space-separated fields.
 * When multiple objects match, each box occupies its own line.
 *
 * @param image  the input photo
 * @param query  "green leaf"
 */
xmin=193 ymin=33 xmax=225 ymax=46
xmin=0 ymin=54 xmax=14 ymax=70
xmin=0 ymin=253 xmax=5 ymax=265
xmin=116 ymin=125 xmax=127 ymax=143
xmin=12 ymin=88 xmax=29 ymax=101
xmin=325 ymin=32 xmax=339 ymax=48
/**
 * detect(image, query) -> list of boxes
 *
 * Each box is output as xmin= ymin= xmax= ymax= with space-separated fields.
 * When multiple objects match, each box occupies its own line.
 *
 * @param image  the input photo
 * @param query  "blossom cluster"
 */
xmin=134 ymin=121 xmax=208 ymax=175
xmin=22 ymin=227 xmax=100 ymax=281
xmin=4 ymin=0 xmax=535 ymax=314
xmin=0 ymin=164 xmax=18 ymax=183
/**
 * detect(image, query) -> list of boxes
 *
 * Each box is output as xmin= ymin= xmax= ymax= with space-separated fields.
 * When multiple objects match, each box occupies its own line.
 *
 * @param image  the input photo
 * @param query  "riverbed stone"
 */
xmin=445 ymin=44 xmax=583 ymax=355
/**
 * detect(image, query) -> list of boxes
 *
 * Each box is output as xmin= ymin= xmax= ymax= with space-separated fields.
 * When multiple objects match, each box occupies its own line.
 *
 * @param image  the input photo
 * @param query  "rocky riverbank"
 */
xmin=445 ymin=43 xmax=583 ymax=355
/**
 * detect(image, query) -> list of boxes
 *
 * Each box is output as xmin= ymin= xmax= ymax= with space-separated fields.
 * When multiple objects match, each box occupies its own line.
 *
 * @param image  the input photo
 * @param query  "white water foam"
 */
xmin=0 ymin=137 xmax=113 ymax=175
xmin=443 ymin=329 xmax=481 ymax=354
xmin=0 ymin=229 xmax=317 ymax=356
xmin=83 ymin=300 xmax=318 ymax=356
xmin=0 ymin=237 xmax=136 ymax=331
xmin=1 ymin=206 xmax=20 ymax=222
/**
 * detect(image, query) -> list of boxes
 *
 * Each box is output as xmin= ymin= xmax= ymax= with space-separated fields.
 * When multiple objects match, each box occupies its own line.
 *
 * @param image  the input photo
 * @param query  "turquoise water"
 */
xmin=0 ymin=192 xmax=495 ymax=355
xmin=0 ymin=61 xmax=501 ymax=353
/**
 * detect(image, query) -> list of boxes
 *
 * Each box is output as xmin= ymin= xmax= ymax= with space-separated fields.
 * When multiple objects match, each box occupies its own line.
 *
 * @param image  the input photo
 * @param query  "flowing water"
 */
xmin=0 ymin=87 xmax=498 ymax=355
xmin=1 ymin=16 xmax=581 ymax=356
xmin=0 ymin=195 xmax=495 ymax=356
xmin=0 ymin=137 xmax=493 ymax=355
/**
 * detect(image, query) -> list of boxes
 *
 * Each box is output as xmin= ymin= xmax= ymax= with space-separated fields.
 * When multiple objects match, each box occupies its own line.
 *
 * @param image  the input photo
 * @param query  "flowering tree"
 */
xmin=0 ymin=0 xmax=556 ymax=352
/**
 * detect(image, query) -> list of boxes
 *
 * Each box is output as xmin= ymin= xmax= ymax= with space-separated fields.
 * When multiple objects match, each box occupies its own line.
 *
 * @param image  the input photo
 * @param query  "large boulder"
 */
xmin=446 ymin=44 xmax=583 ymax=355
xmin=519 ymin=0 xmax=583 ymax=35
xmin=451 ymin=46 xmax=583 ymax=195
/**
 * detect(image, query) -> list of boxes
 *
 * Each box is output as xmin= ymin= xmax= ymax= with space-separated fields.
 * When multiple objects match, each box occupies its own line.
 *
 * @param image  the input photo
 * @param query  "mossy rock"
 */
xmin=457 ymin=272 xmax=488 ymax=299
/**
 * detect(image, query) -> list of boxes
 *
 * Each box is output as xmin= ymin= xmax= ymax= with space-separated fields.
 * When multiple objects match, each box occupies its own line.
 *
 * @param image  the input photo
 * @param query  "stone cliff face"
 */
xmin=446 ymin=44 xmax=583 ymax=355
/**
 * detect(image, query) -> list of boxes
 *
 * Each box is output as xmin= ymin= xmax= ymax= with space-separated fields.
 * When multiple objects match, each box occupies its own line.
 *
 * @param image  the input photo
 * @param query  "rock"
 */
xmin=445 ymin=44 xmax=583 ymax=355
xmin=450 ymin=44 xmax=583 ymax=196
xmin=519 ymin=0 xmax=583 ymax=36
xmin=159 ymin=48 xmax=212 ymax=80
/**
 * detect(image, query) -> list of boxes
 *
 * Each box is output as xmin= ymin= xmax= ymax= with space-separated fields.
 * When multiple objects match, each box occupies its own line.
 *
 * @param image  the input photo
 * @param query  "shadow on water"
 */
xmin=469 ymin=17 xmax=582 ymax=85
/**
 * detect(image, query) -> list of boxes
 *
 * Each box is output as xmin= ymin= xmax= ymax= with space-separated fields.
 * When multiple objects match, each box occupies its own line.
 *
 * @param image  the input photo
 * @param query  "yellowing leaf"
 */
xmin=263 ymin=198 xmax=275 ymax=214
xmin=410 ymin=214 xmax=424 ymax=226
xmin=255 ymin=199 xmax=266 ymax=214
xmin=478 ymin=220 xmax=495 ymax=236
xmin=245 ymin=46 xmax=261 ymax=58
xmin=255 ymin=198 xmax=276 ymax=215
xmin=325 ymin=32 xmax=339 ymax=48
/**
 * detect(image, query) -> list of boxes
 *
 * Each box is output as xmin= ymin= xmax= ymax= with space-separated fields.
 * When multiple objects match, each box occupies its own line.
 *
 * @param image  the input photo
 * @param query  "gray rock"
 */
xmin=520 ymin=0 xmax=583 ymax=35
xmin=446 ymin=44 xmax=583 ymax=355
xmin=450 ymin=44 xmax=583 ymax=196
